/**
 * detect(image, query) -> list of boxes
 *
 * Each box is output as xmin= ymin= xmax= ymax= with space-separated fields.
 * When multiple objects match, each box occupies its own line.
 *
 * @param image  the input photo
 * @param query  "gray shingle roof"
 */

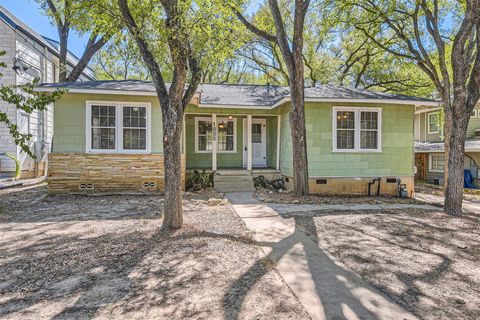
xmin=415 ymin=140 xmax=480 ymax=152
xmin=36 ymin=79 xmax=437 ymax=107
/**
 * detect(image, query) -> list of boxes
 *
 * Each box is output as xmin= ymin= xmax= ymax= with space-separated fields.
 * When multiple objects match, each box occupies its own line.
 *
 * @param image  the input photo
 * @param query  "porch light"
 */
xmin=218 ymin=121 xmax=226 ymax=129
xmin=228 ymin=115 xmax=233 ymax=120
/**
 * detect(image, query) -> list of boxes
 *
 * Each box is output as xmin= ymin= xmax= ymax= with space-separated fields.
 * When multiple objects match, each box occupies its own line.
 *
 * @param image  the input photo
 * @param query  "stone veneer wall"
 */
xmin=48 ymin=153 xmax=185 ymax=193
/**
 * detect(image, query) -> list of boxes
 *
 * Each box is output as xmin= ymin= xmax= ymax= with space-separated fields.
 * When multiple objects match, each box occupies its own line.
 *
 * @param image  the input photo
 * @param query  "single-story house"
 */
xmin=36 ymin=80 xmax=438 ymax=196
xmin=414 ymin=105 xmax=480 ymax=184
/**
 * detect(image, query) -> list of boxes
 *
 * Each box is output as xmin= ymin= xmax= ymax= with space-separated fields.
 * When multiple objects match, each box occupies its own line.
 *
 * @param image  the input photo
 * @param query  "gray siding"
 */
xmin=466 ymin=107 xmax=480 ymax=139
xmin=0 ymin=19 xmax=18 ymax=172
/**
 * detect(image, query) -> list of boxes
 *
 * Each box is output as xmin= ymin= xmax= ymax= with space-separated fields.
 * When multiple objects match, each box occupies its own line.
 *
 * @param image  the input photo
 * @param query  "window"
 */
xmin=471 ymin=110 xmax=477 ymax=118
xmin=86 ymin=101 xmax=151 ymax=153
xmin=195 ymin=117 xmax=236 ymax=153
xmin=333 ymin=107 xmax=382 ymax=152
xmin=91 ymin=105 xmax=116 ymax=150
xmin=429 ymin=154 xmax=445 ymax=172
xmin=428 ymin=112 xmax=439 ymax=134
xmin=123 ymin=106 xmax=147 ymax=150
xmin=252 ymin=123 xmax=262 ymax=143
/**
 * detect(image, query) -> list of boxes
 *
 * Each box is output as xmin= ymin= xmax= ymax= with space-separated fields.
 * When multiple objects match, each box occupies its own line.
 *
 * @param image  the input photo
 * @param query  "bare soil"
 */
xmin=0 ymin=185 xmax=308 ymax=319
xmin=293 ymin=207 xmax=480 ymax=320
xmin=415 ymin=181 xmax=480 ymax=202
xmin=256 ymin=188 xmax=420 ymax=205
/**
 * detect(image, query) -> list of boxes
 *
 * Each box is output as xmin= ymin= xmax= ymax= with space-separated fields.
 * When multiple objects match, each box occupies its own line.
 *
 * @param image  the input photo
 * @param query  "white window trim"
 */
xmin=85 ymin=100 xmax=151 ymax=154
xmin=429 ymin=153 xmax=445 ymax=173
xmin=471 ymin=109 xmax=477 ymax=118
xmin=332 ymin=106 xmax=382 ymax=153
xmin=427 ymin=112 xmax=440 ymax=134
xmin=194 ymin=116 xmax=237 ymax=154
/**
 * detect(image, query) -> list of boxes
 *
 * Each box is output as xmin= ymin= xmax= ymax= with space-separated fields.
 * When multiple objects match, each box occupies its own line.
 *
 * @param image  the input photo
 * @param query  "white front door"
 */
xmin=243 ymin=118 xmax=267 ymax=167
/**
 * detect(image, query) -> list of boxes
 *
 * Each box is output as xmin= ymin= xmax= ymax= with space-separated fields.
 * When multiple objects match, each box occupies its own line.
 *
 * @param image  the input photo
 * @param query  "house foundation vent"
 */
xmin=386 ymin=178 xmax=397 ymax=184
xmin=79 ymin=183 xmax=94 ymax=190
xmin=142 ymin=181 xmax=157 ymax=189
xmin=316 ymin=179 xmax=327 ymax=185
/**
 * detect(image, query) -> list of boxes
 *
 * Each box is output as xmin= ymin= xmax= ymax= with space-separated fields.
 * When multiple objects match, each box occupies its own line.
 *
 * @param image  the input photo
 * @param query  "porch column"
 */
xmin=212 ymin=114 xmax=217 ymax=171
xmin=182 ymin=114 xmax=186 ymax=154
xmin=247 ymin=115 xmax=252 ymax=171
xmin=276 ymin=115 xmax=281 ymax=170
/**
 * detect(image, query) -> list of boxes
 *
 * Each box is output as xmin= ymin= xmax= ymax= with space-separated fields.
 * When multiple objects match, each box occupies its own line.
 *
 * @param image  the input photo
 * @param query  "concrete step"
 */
xmin=214 ymin=175 xmax=254 ymax=183
xmin=215 ymin=170 xmax=251 ymax=176
xmin=214 ymin=171 xmax=255 ymax=192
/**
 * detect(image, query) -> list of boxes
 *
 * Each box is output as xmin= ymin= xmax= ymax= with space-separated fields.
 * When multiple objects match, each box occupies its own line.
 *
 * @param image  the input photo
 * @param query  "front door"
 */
xmin=243 ymin=118 xmax=267 ymax=167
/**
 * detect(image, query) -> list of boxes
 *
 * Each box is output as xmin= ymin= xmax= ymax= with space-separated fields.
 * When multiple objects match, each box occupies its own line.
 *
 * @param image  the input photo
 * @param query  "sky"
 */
xmin=0 ymin=0 xmax=262 ymax=58
xmin=1 ymin=0 xmax=98 ymax=57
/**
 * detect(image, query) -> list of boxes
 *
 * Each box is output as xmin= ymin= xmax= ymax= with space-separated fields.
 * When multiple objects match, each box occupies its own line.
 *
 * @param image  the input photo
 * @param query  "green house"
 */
xmin=36 ymin=80 xmax=437 ymax=196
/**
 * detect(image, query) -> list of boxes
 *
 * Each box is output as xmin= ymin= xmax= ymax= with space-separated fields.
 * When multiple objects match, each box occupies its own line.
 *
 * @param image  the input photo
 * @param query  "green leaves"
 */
xmin=0 ymin=53 xmax=64 ymax=157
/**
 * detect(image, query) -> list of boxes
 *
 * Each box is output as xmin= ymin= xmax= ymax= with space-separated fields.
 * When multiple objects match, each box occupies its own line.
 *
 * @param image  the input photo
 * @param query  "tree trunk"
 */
xmin=58 ymin=27 xmax=69 ymax=82
xmin=161 ymin=101 xmax=184 ymax=229
xmin=289 ymin=76 xmax=309 ymax=196
xmin=444 ymin=104 xmax=469 ymax=215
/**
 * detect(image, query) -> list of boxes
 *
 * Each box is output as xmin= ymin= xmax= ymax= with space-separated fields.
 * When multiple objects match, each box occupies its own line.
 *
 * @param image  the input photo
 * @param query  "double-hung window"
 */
xmin=86 ymin=101 xmax=151 ymax=153
xmin=195 ymin=117 xmax=236 ymax=153
xmin=428 ymin=112 xmax=439 ymax=134
xmin=333 ymin=107 xmax=382 ymax=152
xmin=429 ymin=154 xmax=445 ymax=172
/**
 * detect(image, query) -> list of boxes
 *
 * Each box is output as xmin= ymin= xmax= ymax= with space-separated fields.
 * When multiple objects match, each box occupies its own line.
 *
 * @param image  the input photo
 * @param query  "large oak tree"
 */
xmin=236 ymin=0 xmax=312 ymax=196
xmin=37 ymin=0 xmax=120 ymax=81
xmin=347 ymin=0 xmax=480 ymax=214
xmin=117 ymin=0 xmax=243 ymax=229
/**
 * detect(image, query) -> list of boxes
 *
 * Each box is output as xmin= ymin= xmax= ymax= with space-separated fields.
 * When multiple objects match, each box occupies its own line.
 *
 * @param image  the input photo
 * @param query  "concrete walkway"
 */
xmin=227 ymin=192 xmax=417 ymax=320
xmin=415 ymin=192 xmax=480 ymax=214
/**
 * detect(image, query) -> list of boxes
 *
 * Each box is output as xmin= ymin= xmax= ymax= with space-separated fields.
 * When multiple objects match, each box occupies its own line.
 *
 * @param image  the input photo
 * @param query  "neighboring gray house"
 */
xmin=414 ymin=105 xmax=480 ymax=184
xmin=0 ymin=5 xmax=94 ymax=179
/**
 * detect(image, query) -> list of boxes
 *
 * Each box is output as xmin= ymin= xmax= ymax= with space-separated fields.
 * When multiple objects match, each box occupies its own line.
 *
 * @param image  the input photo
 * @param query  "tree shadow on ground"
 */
xmin=222 ymin=210 xmax=413 ymax=320
xmin=290 ymin=208 xmax=480 ymax=319
xmin=0 ymin=224 xmax=250 ymax=319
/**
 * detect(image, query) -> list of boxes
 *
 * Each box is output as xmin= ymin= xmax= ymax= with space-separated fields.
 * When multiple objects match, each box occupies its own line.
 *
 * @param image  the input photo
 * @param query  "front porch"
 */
xmin=184 ymin=113 xmax=281 ymax=171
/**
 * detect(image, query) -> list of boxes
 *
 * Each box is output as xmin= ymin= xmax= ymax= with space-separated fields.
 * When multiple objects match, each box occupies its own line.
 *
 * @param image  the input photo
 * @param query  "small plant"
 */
xmin=254 ymin=175 xmax=285 ymax=190
xmin=186 ymin=170 xmax=213 ymax=191
xmin=1 ymin=152 xmax=20 ymax=180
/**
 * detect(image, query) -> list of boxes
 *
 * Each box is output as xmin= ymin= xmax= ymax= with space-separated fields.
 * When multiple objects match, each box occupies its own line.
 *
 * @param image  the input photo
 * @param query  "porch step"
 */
xmin=214 ymin=171 xmax=255 ymax=192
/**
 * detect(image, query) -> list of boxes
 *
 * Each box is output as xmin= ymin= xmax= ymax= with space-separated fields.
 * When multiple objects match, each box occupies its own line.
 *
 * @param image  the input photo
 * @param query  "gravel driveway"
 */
xmin=0 ymin=185 xmax=308 ymax=319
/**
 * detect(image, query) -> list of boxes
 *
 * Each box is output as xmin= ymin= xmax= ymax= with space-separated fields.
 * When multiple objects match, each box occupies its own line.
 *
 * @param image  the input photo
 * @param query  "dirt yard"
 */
xmin=415 ymin=181 xmax=480 ymax=202
xmin=0 ymin=185 xmax=308 ymax=319
xmin=256 ymin=188 xmax=420 ymax=205
xmin=288 ymin=208 xmax=480 ymax=320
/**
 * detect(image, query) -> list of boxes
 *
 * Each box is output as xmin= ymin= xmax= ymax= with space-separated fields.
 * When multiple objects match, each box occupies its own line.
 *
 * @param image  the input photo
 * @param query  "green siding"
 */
xmin=53 ymin=93 xmax=415 ymax=178
xmin=185 ymin=114 xmax=244 ymax=168
xmin=280 ymin=102 xmax=415 ymax=177
xmin=53 ymin=93 xmax=163 ymax=153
